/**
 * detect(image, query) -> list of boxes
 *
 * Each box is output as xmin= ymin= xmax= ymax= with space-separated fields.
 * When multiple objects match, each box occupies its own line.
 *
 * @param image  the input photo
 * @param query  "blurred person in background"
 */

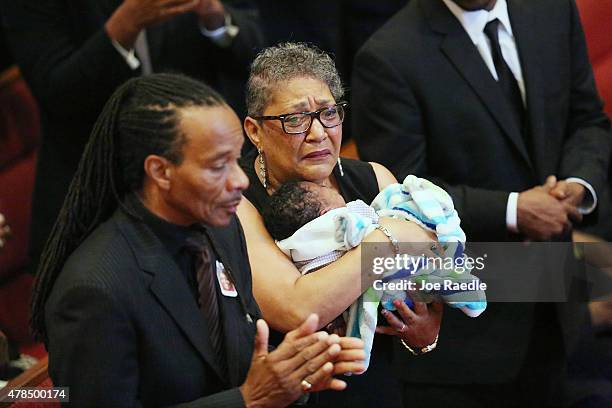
xmin=254 ymin=0 xmax=408 ymax=141
xmin=352 ymin=0 xmax=612 ymax=406
xmin=1 ymin=0 xmax=263 ymax=277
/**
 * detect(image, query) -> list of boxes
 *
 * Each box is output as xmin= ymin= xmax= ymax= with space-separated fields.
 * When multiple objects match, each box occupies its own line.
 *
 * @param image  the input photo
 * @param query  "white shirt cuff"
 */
xmin=506 ymin=192 xmax=519 ymax=233
xmin=565 ymin=177 xmax=598 ymax=214
xmin=111 ymin=39 xmax=140 ymax=70
xmin=199 ymin=13 xmax=239 ymax=48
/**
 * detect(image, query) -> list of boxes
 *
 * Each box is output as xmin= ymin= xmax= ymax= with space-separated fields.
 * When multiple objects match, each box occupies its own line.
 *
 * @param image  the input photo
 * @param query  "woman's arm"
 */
xmin=237 ymin=197 xmax=435 ymax=332
xmin=370 ymin=161 xmax=398 ymax=190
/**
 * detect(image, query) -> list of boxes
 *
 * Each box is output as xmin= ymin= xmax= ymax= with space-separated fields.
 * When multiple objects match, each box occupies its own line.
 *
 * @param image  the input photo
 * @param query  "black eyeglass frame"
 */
xmin=251 ymin=102 xmax=348 ymax=135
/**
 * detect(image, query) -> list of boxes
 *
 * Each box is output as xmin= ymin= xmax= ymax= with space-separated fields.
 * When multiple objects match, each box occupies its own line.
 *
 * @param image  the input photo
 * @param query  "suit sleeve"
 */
xmin=223 ymin=0 xmax=264 ymax=69
xmin=558 ymin=0 xmax=612 ymax=214
xmin=352 ymin=47 xmax=511 ymax=240
xmin=46 ymin=284 xmax=247 ymax=408
xmin=46 ymin=284 xmax=142 ymax=407
xmin=1 ymin=0 xmax=135 ymax=119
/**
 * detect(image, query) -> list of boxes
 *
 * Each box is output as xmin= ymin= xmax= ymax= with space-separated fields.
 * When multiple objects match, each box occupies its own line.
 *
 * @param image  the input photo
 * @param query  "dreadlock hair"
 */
xmin=31 ymin=73 xmax=226 ymax=341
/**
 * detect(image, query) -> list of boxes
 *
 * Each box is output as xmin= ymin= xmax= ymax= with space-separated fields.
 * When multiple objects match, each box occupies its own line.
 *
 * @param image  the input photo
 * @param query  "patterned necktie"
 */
xmin=185 ymin=234 xmax=227 ymax=378
xmin=483 ymin=19 xmax=529 ymax=149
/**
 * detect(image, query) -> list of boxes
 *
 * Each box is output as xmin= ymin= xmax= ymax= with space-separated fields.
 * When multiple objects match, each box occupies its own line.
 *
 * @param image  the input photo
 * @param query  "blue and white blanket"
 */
xmin=277 ymin=175 xmax=487 ymax=370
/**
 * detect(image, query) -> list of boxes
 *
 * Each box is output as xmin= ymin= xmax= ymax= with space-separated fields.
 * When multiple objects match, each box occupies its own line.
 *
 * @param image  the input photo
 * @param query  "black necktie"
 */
xmin=185 ymin=234 xmax=227 ymax=377
xmin=483 ymin=19 xmax=526 ymax=135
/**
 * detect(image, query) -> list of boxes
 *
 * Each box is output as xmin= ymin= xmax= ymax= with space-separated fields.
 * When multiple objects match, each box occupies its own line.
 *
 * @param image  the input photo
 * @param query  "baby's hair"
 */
xmin=263 ymin=181 xmax=323 ymax=241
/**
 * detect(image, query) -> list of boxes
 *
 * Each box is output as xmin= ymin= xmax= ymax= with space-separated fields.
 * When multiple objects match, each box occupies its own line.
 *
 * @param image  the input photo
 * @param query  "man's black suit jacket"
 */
xmin=0 ymin=0 xmax=263 ymax=274
xmin=45 ymin=208 xmax=261 ymax=407
xmin=353 ymin=0 xmax=611 ymax=242
xmin=352 ymin=0 xmax=611 ymax=384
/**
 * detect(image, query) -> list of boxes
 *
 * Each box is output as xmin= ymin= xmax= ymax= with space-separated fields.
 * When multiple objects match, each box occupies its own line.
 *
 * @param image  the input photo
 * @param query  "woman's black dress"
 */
xmin=240 ymin=151 xmax=403 ymax=408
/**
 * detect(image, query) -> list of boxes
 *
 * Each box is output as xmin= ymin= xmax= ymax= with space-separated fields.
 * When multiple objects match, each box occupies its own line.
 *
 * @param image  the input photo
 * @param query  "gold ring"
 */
xmin=397 ymin=323 xmax=406 ymax=333
xmin=301 ymin=379 xmax=313 ymax=392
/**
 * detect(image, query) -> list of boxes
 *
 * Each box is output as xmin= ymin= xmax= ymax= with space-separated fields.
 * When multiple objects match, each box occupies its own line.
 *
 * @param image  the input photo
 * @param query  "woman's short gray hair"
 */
xmin=246 ymin=42 xmax=344 ymax=117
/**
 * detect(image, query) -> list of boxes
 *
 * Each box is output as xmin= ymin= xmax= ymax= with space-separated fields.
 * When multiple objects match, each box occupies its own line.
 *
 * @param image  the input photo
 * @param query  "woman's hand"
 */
xmin=377 ymin=299 xmax=442 ymax=349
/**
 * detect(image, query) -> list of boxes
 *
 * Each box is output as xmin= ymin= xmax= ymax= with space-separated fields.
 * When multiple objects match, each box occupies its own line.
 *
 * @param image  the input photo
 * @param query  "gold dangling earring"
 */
xmin=258 ymin=147 xmax=267 ymax=189
xmin=337 ymin=157 xmax=344 ymax=177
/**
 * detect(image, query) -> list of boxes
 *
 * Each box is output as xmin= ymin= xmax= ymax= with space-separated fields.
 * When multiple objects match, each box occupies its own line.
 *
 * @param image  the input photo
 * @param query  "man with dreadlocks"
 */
xmin=31 ymin=73 xmax=366 ymax=407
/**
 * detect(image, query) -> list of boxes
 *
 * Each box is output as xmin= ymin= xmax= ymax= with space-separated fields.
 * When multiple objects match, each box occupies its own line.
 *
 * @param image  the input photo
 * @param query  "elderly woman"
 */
xmin=238 ymin=43 xmax=443 ymax=407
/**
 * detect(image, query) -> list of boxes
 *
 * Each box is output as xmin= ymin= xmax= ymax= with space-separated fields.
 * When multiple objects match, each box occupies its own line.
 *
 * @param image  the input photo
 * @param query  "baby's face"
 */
xmin=300 ymin=182 xmax=346 ymax=215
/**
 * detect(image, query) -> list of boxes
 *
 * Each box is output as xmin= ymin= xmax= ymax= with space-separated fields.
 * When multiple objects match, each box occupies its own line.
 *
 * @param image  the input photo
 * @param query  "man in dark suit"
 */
xmin=33 ymin=73 xmax=365 ymax=407
xmin=1 ymin=0 xmax=263 ymax=276
xmin=352 ymin=0 xmax=611 ymax=406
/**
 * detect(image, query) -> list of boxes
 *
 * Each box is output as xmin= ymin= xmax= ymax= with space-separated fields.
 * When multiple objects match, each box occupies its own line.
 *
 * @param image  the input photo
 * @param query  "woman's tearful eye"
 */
xmin=321 ymin=107 xmax=338 ymax=121
xmin=285 ymin=114 xmax=307 ymax=128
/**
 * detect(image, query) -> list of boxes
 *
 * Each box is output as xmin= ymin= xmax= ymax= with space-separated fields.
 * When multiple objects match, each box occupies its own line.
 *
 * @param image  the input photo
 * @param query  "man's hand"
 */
xmin=194 ymin=0 xmax=226 ymax=30
xmin=239 ymin=314 xmax=364 ymax=408
xmin=0 ymin=213 xmax=11 ymax=249
xmin=517 ymin=176 xmax=580 ymax=241
xmin=377 ymin=299 xmax=443 ymax=349
xmin=330 ymin=337 xmax=366 ymax=377
xmin=106 ymin=0 xmax=200 ymax=48
xmin=549 ymin=180 xmax=586 ymax=210
xmin=589 ymin=301 xmax=612 ymax=328
xmin=310 ymin=336 xmax=367 ymax=391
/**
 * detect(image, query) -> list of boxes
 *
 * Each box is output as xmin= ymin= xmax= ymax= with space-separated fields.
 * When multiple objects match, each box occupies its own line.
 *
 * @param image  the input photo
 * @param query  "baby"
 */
xmin=263 ymin=181 xmax=347 ymax=242
xmin=263 ymin=176 xmax=487 ymax=369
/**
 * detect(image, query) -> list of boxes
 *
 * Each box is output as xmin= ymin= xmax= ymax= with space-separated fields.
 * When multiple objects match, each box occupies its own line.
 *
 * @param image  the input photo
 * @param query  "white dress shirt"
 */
xmin=441 ymin=0 xmax=597 ymax=233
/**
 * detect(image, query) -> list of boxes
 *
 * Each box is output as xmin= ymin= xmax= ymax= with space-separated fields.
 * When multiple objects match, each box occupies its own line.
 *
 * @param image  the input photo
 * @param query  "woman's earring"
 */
xmin=258 ymin=148 xmax=267 ymax=189
xmin=337 ymin=157 xmax=345 ymax=177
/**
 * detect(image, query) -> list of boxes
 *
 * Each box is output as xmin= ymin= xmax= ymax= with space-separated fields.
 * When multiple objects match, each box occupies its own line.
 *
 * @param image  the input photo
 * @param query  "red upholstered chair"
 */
xmin=573 ymin=0 xmax=612 ymax=243
xmin=576 ymin=0 xmax=612 ymax=118
xmin=0 ymin=355 xmax=59 ymax=408
xmin=0 ymin=66 xmax=41 ymax=349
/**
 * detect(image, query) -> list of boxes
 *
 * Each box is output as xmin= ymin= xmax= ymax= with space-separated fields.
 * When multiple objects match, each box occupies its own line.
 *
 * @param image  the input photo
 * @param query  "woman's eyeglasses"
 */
xmin=252 ymin=102 xmax=348 ymax=135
